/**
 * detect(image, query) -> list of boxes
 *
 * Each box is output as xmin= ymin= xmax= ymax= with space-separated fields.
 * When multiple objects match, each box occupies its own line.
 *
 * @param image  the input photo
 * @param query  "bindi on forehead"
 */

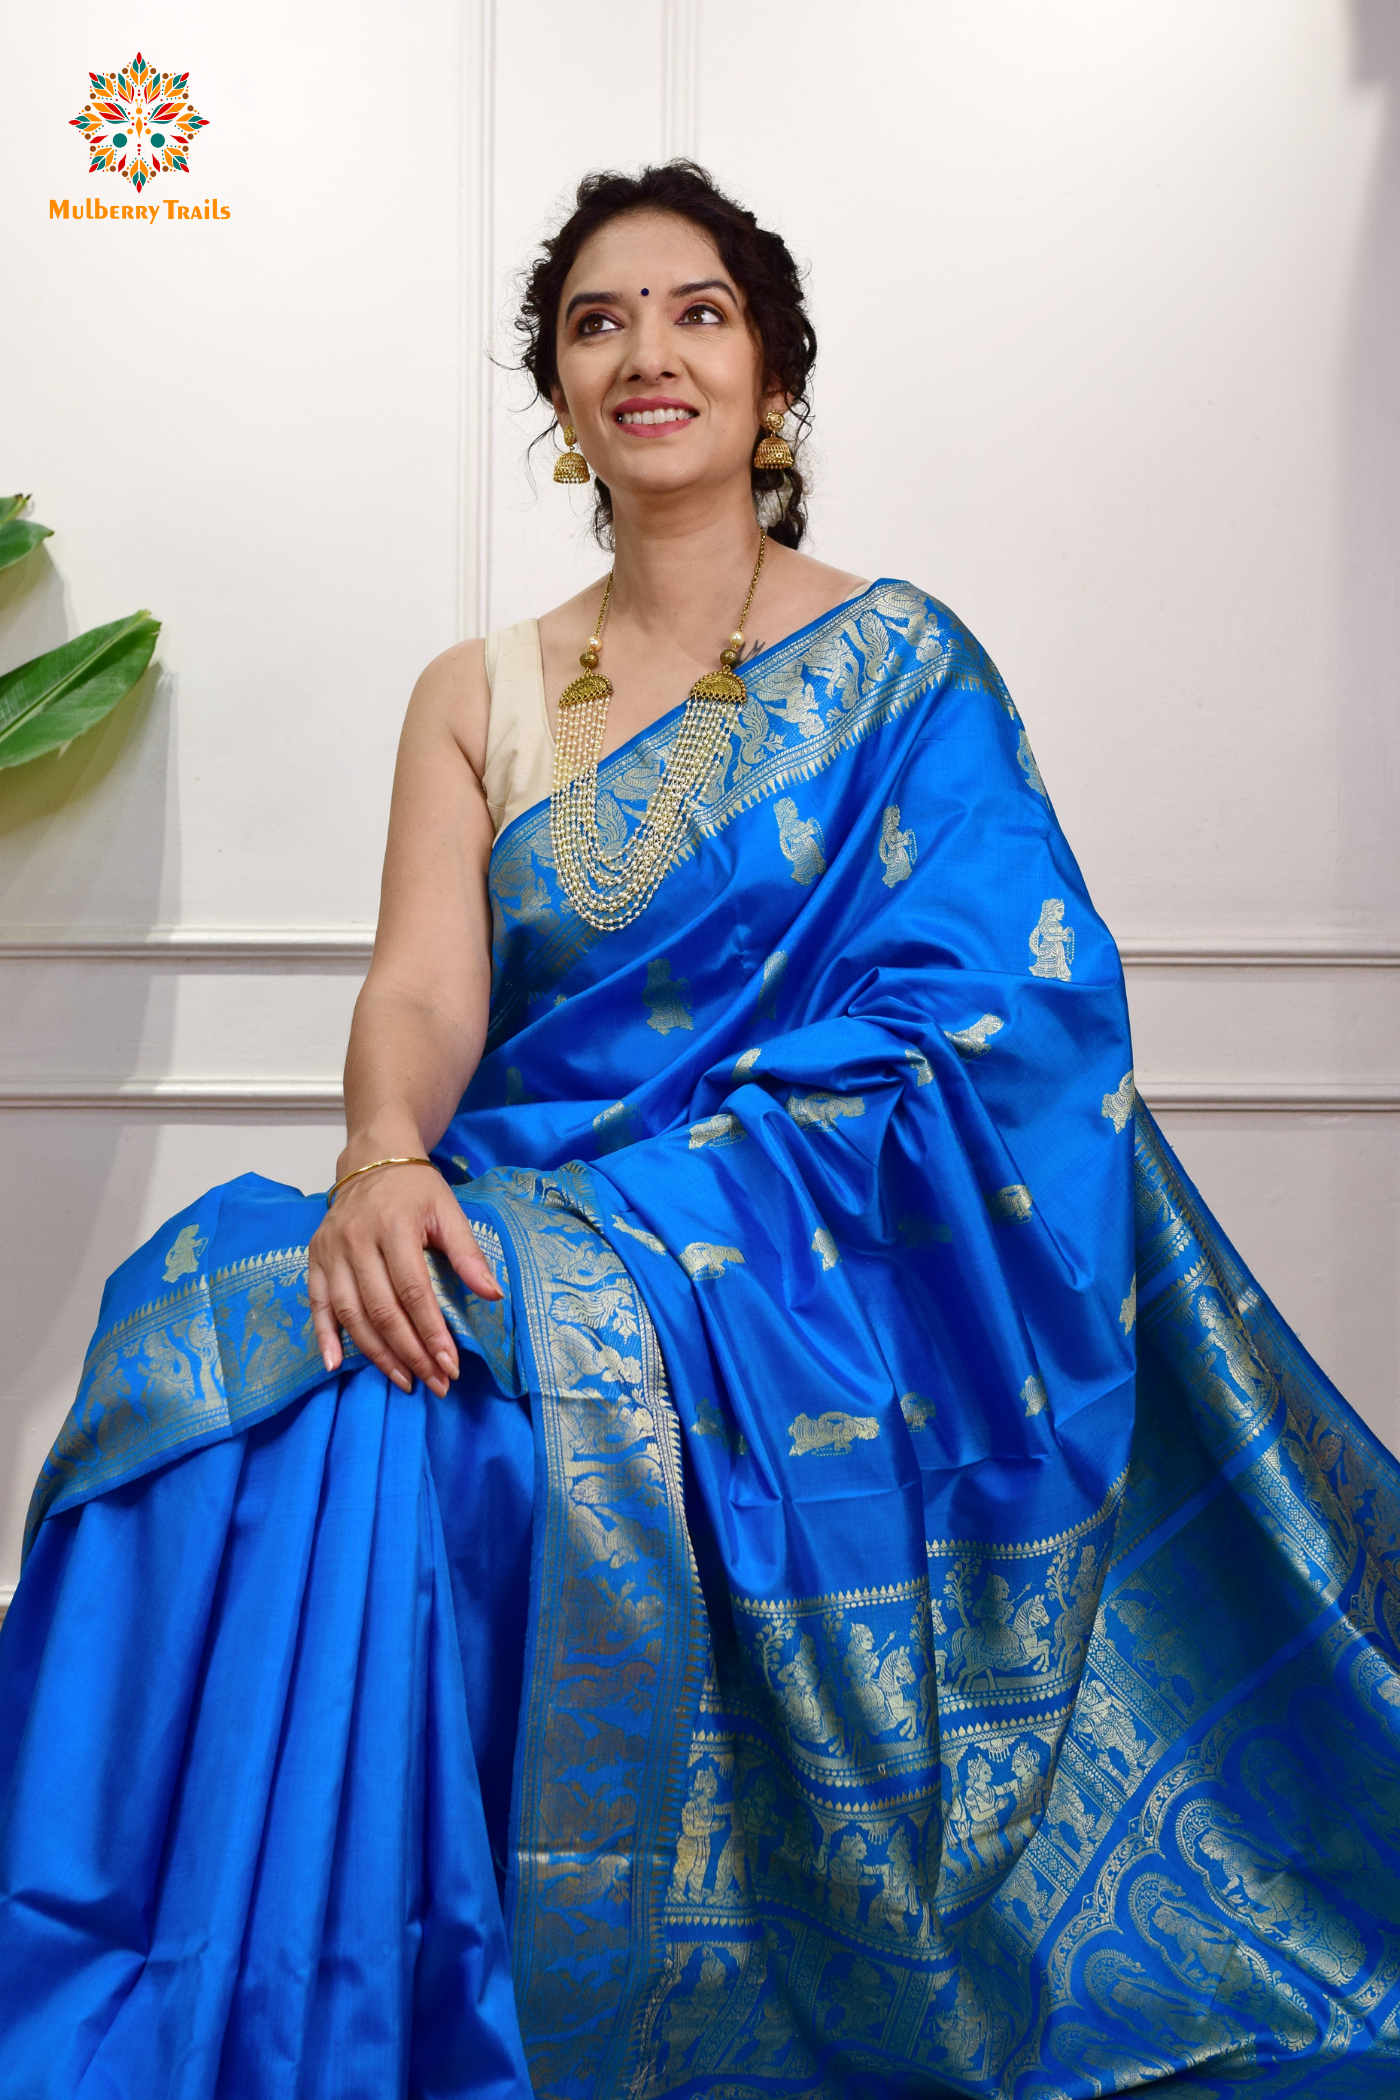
xmin=641 ymin=287 xmax=648 ymax=295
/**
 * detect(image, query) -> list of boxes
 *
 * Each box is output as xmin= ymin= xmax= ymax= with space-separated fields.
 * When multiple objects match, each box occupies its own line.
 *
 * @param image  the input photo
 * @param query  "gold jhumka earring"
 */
xmin=553 ymin=423 xmax=590 ymax=485
xmin=752 ymin=408 xmax=794 ymax=470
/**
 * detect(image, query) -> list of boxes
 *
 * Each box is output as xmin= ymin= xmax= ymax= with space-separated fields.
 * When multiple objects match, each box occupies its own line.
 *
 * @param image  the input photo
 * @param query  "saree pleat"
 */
xmin=4 ymin=581 xmax=1399 ymax=2095
xmin=212 ymin=1376 xmax=398 ymax=2098
xmin=0 ymin=1376 xmax=530 ymax=2100
xmin=0 ymin=1438 xmax=246 ymax=2092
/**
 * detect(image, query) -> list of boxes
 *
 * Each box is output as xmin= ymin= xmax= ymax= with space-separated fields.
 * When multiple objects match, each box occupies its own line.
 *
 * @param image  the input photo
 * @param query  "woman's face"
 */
xmin=552 ymin=209 xmax=778 ymax=512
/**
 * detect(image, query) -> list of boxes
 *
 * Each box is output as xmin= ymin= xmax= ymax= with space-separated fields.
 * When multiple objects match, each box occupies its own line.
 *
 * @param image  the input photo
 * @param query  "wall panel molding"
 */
xmin=459 ymin=0 xmax=496 ymax=637
xmin=1119 ymin=943 xmax=1400 ymax=969
xmin=0 ymin=1079 xmax=345 ymax=1112
xmin=3 ymin=930 xmax=1397 ymax=969
xmin=1144 ymin=1083 xmax=1400 ymax=1114
xmin=0 ymin=929 xmax=375 ymax=965
xmin=3 ymin=1077 xmax=1398 ymax=1116
xmin=661 ymin=0 xmax=700 ymax=160
xmin=4 ymin=930 xmax=1397 ymax=1113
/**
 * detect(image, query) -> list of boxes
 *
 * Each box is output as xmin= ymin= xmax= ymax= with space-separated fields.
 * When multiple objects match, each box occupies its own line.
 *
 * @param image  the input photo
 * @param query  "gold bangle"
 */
xmin=326 ymin=1155 xmax=433 ymax=1208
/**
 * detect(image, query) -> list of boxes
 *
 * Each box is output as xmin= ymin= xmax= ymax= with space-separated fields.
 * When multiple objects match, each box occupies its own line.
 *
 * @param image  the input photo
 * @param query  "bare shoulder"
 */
xmin=403 ymin=636 xmax=490 ymax=779
xmin=768 ymin=543 xmax=870 ymax=604
xmin=750 ymin=542 xmax=871 ymax=657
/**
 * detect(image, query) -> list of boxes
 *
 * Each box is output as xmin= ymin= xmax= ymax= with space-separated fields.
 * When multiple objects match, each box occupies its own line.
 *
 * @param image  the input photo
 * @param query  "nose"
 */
xmin=627 ymin=305 xmax=678 ymax=384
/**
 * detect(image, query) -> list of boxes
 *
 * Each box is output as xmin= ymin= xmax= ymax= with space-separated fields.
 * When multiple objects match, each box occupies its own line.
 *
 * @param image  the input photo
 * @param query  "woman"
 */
xmin=2 ymin=162 xmax=1398 ymax=2100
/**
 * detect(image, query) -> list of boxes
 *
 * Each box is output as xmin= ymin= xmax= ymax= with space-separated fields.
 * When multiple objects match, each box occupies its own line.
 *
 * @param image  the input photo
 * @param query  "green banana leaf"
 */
xmin=0 ymin=495 xmax=53 ymax=575
xmin=0 ymin=610 xmax=161 ymax=770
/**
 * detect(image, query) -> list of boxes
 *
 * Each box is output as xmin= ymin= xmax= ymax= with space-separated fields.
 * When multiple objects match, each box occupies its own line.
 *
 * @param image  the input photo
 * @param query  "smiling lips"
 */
xmin=614 ymin=399 xmax=698 ymax=428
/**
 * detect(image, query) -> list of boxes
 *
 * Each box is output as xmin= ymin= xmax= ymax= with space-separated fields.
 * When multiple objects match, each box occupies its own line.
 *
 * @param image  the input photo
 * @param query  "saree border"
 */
xmin=23 ymin=1246 xmax=329 ymax=1556
xmin=476 ymin=1174 xmax=707 ymax=2100
xmin=1131 ymin=1106 xmax=1400 ymax=1600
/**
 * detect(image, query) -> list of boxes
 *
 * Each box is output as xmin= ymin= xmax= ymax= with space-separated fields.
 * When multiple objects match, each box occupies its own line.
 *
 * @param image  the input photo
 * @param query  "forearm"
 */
xmin=338 ymin=981 xmax=486 ymax=1178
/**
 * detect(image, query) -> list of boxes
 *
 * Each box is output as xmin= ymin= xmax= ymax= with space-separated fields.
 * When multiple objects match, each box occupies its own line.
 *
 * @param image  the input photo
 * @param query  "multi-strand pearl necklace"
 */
xmin=550 ymin=531 xmax=768 ymax=933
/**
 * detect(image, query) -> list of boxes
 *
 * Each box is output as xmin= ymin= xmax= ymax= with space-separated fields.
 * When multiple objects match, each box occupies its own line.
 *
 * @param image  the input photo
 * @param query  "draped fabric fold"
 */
xmin=4 ymin=583 xmax=1399 ymax=2096
xmin=1 ymin=1373 xmax=531 ymax=2099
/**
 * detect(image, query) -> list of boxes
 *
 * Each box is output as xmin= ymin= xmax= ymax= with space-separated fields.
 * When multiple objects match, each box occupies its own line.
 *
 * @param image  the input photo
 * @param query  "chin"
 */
xmin=604 ymin=457 xmax=713 ymax=499
xmin=604 ymin=449 xmax=734 ymax=497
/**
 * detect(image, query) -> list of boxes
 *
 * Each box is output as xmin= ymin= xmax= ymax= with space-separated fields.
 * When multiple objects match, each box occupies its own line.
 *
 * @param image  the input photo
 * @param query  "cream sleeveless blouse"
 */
xmin=482 ymin=619 xmax=554 ymax=840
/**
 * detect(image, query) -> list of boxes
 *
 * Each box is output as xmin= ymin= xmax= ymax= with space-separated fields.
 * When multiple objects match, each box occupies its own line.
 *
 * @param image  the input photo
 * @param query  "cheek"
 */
xmin=689 ymin=335 xmax=764 ymax=414
xmin=554 ymin=343 xmax=609 ymax=412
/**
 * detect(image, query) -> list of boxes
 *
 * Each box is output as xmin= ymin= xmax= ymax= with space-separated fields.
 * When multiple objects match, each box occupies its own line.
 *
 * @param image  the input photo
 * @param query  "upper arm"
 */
xmin=367 ymin=639 xmax=495 ymax=1026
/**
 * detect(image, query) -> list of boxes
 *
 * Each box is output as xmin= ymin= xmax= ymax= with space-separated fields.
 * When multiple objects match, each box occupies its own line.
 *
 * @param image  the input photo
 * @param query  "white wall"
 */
xmin=2 ymin=0 xmax=1397 ymax=1587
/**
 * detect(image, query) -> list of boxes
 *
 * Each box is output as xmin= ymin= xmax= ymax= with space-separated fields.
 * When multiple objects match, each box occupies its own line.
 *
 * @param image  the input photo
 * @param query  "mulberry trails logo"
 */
xmin=52 ymin=52 xmax=227 ymax=224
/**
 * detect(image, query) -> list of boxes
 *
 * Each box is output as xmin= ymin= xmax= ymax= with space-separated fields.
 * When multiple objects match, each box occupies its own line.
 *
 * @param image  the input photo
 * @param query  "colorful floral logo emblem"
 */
xmin=69 ymin=53 xmax=208 ymax=195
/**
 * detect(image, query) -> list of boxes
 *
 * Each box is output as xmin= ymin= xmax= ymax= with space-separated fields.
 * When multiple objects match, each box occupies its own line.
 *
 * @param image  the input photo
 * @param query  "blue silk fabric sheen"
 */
xmin=4 ymin=582 xmax=1400 ymax=2098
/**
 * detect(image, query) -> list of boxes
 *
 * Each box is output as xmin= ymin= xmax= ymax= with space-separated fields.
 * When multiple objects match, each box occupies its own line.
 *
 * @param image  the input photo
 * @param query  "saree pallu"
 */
xmin=4 ymin=582 xmax=1400 ymax=2099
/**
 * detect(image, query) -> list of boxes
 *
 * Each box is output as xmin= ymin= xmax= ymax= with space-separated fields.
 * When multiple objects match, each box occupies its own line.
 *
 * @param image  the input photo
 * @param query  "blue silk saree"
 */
xmin=4 ymin=581 xmax=1400 ymax=2099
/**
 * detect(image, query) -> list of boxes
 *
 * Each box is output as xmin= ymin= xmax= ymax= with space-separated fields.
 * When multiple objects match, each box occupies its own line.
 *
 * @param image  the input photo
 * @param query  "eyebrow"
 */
xmin=563 ymin=277 xmax=738 ymax=322
xmin=563 ymin=288 xmax=621 ymax=321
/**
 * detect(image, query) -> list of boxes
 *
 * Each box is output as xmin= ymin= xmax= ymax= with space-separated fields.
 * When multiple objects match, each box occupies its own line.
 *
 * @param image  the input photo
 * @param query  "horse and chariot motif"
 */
xmin=934 ymin=1539 xmax=1108 ymax=1700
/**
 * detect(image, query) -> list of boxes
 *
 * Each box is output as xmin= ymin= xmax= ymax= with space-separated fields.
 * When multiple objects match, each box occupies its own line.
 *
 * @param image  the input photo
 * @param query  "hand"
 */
xmin=307 ymin=1163 xmax=502 ymax=1398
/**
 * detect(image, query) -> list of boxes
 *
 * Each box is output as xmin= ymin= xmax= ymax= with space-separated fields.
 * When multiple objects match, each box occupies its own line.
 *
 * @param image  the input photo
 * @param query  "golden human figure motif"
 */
xmin=162 ymin=1223 xmax=208 ymax=1282
xmin=1028 ymin=896 xmax=1075 ymax=980
xmin=770 ymin=1631 xmax=841 ymax=1744
xmin=1195 ymin=1291 xmax=1277 ymax=1414
xmin=878 ymin=803 xmax=917 ymax=886
xmin=959 ymin=1750 xmax=1018 ymax=1874
xmin=774 ymin=796 xmax=827 ymax=884
xmin=659 ymin=1949 xmax=729 ymax=2064
xmin=671 ymin=1764 xmax=723 ymax=1901
xmin=826 ymin=1955 xmax=892 ymax=2039
xmin=1101 ymin=1069 xmax=1136 ymax=1133
xmin=1194 ymin=1824 xmax=1366 ymax=1988
xmin=869 ymin=1824 xmax=929 ymax=1938
xmin=826 ymin=1829 xmax=870 ymax=1922
xmin=840 ymin=1619 xmax=921 ymax=1739
xmin=945 ymin=1569 xmax=1052 ymax=1688
xmin=1016 ymin=728 xmax=1047 ymax=795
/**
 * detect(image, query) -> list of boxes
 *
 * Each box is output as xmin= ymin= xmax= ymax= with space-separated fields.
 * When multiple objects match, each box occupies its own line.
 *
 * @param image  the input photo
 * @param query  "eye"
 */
xmin=575 ymin=311 xmax=620 ymax=337
xmin=680 ymin=302 xmax=724 ymax=326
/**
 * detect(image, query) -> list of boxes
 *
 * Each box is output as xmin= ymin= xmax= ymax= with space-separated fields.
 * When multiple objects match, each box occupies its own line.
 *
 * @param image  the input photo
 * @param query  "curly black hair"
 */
xmin=515 ymin=161 xmax=816 ymax=548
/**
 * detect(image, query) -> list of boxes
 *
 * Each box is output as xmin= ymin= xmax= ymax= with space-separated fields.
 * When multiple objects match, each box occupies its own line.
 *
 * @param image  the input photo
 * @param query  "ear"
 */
xmin=550 ymin=385 xmax=571 ymax=427
xmin=759 ymin=382 xmax=793 ymax=424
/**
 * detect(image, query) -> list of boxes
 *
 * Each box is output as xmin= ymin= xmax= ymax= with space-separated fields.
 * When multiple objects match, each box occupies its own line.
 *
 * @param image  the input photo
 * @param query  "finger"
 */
xmin=352 ymin=1245 xmax=451 ymax=1396
xmin=433 ymin=1203 xmax=504 ymax=1301
xmin=328 ymin=1261 xmax=417 ymax=1394
xmin=384 ymin=1230 xmax=460 ymax=1384
xmin=307 ymin=1258 xmax=343 ymax=1375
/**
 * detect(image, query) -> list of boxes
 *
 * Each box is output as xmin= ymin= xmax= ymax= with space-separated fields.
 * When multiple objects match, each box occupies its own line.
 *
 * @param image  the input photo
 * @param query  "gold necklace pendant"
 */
xmin=550 ymin=531 xmax=768 ymax=931
xmin=559 ymin=669 xmax=613 ymax=710
xmin=688 ymin=666 xmax=748 ymax=705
